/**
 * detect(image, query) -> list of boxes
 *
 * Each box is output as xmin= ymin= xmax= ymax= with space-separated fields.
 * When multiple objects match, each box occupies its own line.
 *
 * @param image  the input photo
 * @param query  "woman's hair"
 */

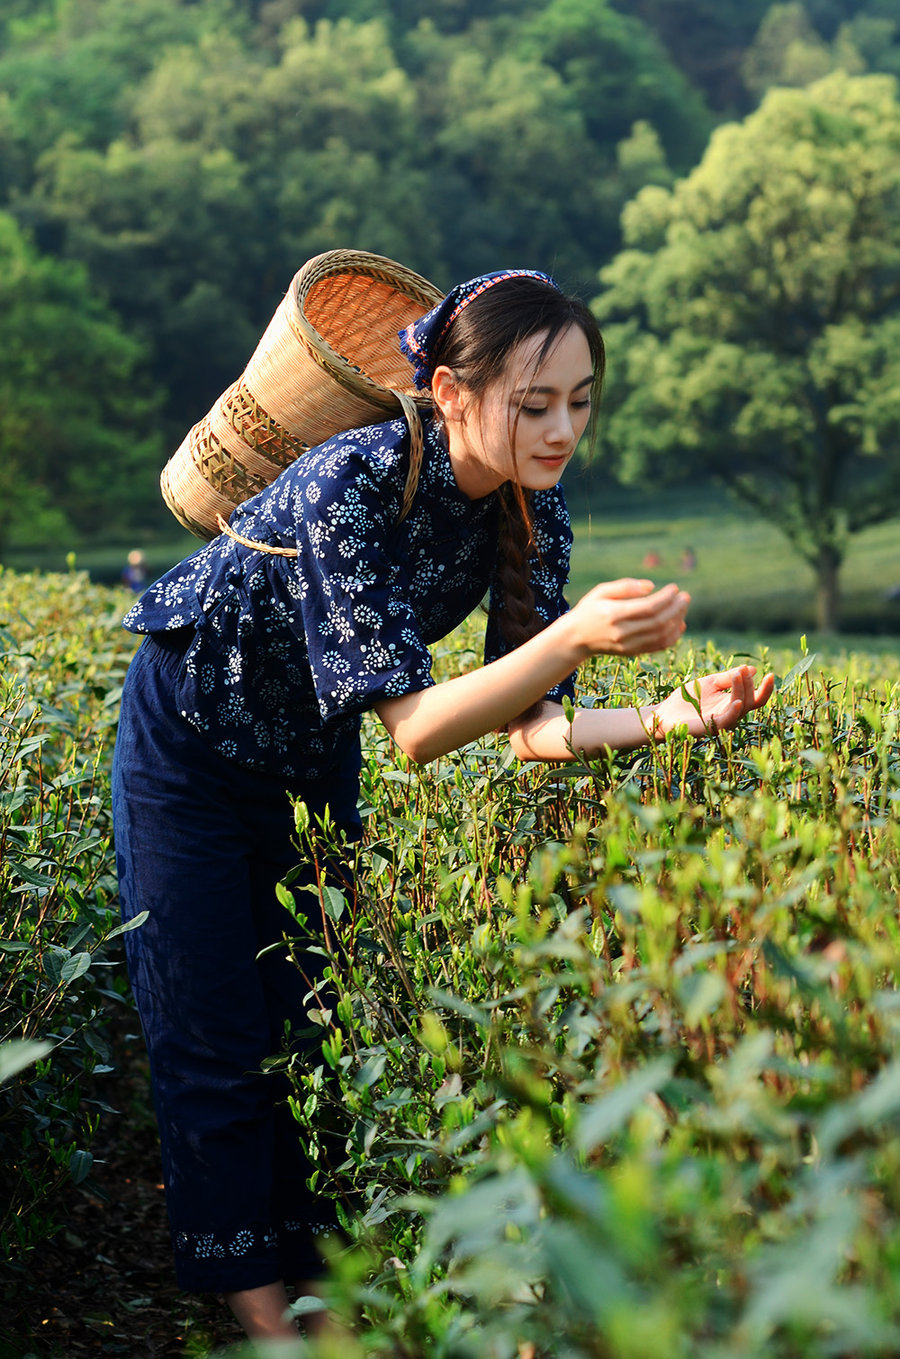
xmin=432 ymin=275 xmax=605 ymax=689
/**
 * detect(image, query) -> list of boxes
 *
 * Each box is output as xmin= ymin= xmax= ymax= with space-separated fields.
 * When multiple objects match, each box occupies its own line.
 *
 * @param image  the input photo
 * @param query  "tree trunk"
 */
xmin=815 ymin=544 xmax=841 ymax=633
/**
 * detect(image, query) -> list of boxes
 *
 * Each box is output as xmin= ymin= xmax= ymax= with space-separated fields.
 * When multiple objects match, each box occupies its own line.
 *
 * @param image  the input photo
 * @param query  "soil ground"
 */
xmin=0 ymin=1025 xmax=246 ymax=1358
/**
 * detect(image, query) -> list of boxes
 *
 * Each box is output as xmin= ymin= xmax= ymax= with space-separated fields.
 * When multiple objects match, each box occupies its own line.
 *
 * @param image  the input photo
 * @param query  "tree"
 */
xmin=837 ymin=12 xmax=900 ymax=81
xmin=514 ymin=0 xmax=711 ymax=173
xmin=0 ymin=212 xmax=163 ymax=555
xmin=740 ymin=3 xmax=838 ymax=100
xmin=594 ymin=72 xmax=900 ymax=632
xmin=608 ymin=0 xmax=772 ymax=110
xmin=23 ymin=17 xmax=441 ymax=434
xmin=0 ymin=0 xmax=212 ymax=195
xmin=425 ymin=42 xmax=608 ymax=288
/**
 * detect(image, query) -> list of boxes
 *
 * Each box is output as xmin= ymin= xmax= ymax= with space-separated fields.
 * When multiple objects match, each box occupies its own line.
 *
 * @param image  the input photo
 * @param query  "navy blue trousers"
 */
xmin=112 ymin=633 xmax=356 ymax=1293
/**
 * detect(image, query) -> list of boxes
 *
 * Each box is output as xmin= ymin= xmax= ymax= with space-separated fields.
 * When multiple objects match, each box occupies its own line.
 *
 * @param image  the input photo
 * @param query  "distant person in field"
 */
xmin=643 ymin=549 xmax=662 ymax=570
xmin=111 ymin=270 xmax=774 ymax=1344
xmin=120 ymin=549 xmax=148 ymax=593
xmin=681 ymin=546 xmax=697 ymax=572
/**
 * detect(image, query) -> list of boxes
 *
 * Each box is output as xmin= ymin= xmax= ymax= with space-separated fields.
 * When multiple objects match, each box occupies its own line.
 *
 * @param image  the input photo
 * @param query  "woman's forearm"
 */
xmin=374 ymin=612 xmax=589 ymax=763
xmin=511 ymin=664 xmax=776 ymax=762
xmin=508 ymin=701 xmax=657 ymax=762
xmin=373 ymin=579 xmax=690 ymax=764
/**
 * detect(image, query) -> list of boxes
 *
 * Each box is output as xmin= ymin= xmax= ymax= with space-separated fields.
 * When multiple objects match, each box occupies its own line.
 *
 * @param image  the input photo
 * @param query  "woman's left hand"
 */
xmin=652 ymin=665 xmax=775 ymax=739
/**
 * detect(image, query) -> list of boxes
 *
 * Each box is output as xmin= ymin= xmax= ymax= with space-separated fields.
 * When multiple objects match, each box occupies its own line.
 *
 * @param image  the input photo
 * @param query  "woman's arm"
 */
xmin=509 ymin=665 xmax=775 ymax=762
xmin=374 ymin=578 xmax=689 ymax=764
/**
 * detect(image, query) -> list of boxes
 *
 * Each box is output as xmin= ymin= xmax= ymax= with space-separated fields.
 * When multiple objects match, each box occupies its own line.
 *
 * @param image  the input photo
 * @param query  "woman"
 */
xmin=112 ymin=269 xmax=773 ymax=1342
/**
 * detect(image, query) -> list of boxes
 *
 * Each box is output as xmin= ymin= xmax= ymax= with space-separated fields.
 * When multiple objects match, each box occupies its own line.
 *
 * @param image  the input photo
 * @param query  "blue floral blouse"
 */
xmin=124 ymin=416 xmax=576 ymax=782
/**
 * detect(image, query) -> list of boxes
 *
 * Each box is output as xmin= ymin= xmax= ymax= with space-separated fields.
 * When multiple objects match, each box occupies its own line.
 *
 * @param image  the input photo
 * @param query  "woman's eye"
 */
xmin=572 ymin=398 xmax=592 ymax=411
xmin=521 ymin=405 xmax=548 ymax=417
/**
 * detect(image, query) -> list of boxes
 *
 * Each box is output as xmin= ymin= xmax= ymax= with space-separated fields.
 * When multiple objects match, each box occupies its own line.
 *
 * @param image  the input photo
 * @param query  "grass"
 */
xmin=1 ymin=532 xmax=200 ymax=587
xmin=5 ymin=477 xmax=900 ymax=647
xmin=566 ymin=476 xmax=900 ymax=646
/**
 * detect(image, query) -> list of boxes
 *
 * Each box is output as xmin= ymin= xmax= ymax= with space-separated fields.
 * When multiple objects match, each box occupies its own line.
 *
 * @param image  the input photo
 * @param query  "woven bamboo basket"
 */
xmin=160 ymin=249 xmax=445 ymax=540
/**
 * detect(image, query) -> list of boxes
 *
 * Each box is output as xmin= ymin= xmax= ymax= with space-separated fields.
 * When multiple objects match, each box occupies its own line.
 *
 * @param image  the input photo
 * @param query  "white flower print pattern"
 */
xmin=122 ymin=417 xmax=575 ymax=779
xmin=174 ymin=1219 xmax=313 ymax=1266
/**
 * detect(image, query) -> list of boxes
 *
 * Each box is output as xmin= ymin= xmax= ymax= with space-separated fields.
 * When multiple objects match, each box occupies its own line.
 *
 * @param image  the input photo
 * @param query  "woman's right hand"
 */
xmin=378 ymin=580 xmax=688 ymax=765
xmin=569 ymin=578 xmax=689 ymax=658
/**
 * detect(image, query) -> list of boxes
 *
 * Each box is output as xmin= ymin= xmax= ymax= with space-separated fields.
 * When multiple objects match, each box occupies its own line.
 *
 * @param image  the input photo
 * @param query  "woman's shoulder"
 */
xmin=225 ymin=414 xmax=435 ymax=545
xmin=294 ymin=416 xmax=416 ymax=489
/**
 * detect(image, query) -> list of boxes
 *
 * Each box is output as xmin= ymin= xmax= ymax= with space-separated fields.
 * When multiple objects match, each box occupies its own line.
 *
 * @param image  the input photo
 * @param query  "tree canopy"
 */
xmin=594 ymin=71 xmax=900 ymax=631
xmin=0 ymin=211 xmax=162 ymax=554
xmin=1 ymin=0 xmax=899 ymax=559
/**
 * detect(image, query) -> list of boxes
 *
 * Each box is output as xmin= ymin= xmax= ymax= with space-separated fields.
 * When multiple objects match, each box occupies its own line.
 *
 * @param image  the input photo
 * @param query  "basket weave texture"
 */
xmin=160 ymin=250 xmax=444 ymax=540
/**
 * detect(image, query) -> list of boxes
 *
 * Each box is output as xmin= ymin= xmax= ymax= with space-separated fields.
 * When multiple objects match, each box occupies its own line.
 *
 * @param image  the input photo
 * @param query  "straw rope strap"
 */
xmin=214 ymin=394 xmax=426 ymax=555
xmin=214 ymin=515 xmax=300 ymax=555
xmin=395 ymin=390 xmax=424 ymax=522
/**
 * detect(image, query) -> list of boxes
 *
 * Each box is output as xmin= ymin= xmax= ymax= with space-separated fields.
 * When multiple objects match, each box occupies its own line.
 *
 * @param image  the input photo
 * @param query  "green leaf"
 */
xmin=778 ymin=651 xmax=819 ymax=690
xmin=0 ymin=1039 xmax=52 ymax=1085
xmin=679 ymin=969 xmax=727 ymax=1027
xmin=818 ymin=1059 xmax=900 ymax=1158
xmin=105 ymin=910 xmax=149 ymax=940
xmin=289 ymin=1296 xmax=328 ymax=1318
xmin=426 ymin=988 xmax=491 ymax=1028
xmin=60 ymin=952 xmax=92 ymax=984
xmin=321 ymin=886 xmax=347 ymax=922
xmin=42 ymin=948 xmax=68 ymax=984
xmin=68 ymin=1149 xmax=93 ymax=1185
xmin=354 ymin=1051 xmax=388 ymax=1090
xmin=575 ymin=1057 xmax=674 ymax=1153
xmin=13 ymin=862 xmax=56 ymax=890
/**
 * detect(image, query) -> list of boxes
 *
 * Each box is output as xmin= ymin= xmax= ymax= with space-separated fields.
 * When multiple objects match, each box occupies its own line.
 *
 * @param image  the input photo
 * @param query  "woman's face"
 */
xmin=439 ymin=323 xmax=594 ymax=500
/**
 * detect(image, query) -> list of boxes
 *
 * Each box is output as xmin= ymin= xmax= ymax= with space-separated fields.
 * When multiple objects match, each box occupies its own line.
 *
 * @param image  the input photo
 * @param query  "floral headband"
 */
xmin=398 ymin=269 xmax=559 ymax=390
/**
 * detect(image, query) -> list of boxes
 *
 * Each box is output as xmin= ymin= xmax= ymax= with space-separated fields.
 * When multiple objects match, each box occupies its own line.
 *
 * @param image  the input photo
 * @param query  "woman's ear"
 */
xmin=431 ymin=365 xmax=467 ymax=424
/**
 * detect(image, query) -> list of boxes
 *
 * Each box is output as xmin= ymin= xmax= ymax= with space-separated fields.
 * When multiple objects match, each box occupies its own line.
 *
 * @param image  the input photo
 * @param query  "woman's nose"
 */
xmin=546 ymin=407 xmax=575 ymax=445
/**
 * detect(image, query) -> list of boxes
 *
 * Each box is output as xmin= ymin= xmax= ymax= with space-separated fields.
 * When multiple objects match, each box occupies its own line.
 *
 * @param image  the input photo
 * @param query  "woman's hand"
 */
xmin=569 ymin=579 xmax=690 ymax=658
xmin=651 ymin=665 xmax=775 ymax=739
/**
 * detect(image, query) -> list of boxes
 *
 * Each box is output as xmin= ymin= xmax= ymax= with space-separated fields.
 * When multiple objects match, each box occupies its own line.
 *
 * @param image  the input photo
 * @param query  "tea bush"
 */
xmin=0 ymin=567 xmax=140 ymax=1259
xmin=268 ymin=639 xmax=900 ymax=1358
xmin=8 ymin=563 xmax=900 ymax=1355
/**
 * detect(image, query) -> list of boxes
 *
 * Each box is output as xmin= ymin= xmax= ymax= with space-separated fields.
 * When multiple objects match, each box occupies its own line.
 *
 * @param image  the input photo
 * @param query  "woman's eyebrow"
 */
xmin=513 ymin=375 xmax=594 ymax=396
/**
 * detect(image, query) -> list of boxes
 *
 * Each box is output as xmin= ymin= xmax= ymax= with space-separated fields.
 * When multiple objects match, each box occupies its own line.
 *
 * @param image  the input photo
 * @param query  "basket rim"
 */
xmin=288 ymin=249 xmax=444 ymax=408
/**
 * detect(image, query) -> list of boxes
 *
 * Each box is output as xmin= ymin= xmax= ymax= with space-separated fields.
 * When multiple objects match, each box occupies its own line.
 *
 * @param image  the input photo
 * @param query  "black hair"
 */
xmin=434 ymin=276 xmax=605 ymax=708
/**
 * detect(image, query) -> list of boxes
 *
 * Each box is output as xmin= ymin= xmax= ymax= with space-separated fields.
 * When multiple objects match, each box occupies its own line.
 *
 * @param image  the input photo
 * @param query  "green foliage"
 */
xmin=595 ymin=71 xmax=900 ymax=632
xmin=606 ymin=0 xmax=898 ymax=110
xmin=0 ymin=0 xmax=713 ymax=475
xmin=253 ymin=626 xmax=900 ymax=1356
xmin=741 ymin=2 xmax=843 ymax=98
xmin=840 ymin=11 xmax=900 ymax=81
xmin=0 ymin=211 xmax=164 ymax=555
xmin=2 ymin=0 xmax=900 ymax=558
xmin=0 ymin=567 xmax=140 ymax=1260
xmin=607 ymin=0 xmax=773 ymax=110
xmin=515 ymin=0 xmax=711 ymax=171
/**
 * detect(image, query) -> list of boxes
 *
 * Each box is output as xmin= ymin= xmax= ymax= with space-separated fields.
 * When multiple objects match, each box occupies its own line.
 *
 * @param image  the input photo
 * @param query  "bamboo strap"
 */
xmin=394 ymin=390 xmax=423 ymax=522
xmin=214 ymin=395 xmax=425 ymax=555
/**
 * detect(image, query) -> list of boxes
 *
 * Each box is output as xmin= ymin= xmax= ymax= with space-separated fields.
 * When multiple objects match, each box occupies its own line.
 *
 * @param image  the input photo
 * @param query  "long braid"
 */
xmin=495 ymin=484 xmax=541 ymax=650
xmin=494 ymin=483 xmax=546 ymax=722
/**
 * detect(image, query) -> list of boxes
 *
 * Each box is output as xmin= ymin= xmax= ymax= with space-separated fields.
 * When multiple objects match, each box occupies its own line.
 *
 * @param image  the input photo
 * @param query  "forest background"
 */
xmin=2 ymin=0 xmax=900 ymax=634
xmin=6 ymin=4 xmax=900 ymax=1354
